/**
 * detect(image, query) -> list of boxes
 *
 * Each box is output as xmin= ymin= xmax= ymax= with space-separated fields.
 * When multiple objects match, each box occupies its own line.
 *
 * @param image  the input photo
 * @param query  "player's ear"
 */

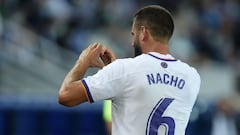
xmin=139 ymin=26 xmax=148 ymax=41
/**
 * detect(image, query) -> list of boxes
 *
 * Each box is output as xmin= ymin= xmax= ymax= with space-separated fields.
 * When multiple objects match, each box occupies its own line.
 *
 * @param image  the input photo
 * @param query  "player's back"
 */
xmin=111 ymin=52 xmax=200 ymax=135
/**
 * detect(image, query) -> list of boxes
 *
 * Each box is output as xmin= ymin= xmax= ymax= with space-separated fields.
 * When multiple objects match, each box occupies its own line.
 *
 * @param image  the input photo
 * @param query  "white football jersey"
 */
xmin=81 ymin=52 xmax=200 ymax=135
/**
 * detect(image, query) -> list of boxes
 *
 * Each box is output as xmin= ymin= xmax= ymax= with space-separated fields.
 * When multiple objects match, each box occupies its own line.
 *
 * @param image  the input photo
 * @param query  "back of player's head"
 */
xmin=134 ymin=5 xmax=174 ymax=41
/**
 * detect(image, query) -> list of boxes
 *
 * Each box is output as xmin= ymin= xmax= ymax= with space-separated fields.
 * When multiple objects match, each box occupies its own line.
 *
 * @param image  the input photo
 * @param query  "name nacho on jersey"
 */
xmin=146 ymin=72 xmax=185 ymax=89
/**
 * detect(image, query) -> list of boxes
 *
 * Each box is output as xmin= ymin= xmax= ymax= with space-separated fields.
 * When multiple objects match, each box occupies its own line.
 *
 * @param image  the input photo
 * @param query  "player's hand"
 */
xmin=78 ymin=43 xmax=116 ymax=68
xmin=100 ymin=46 xmax=116 ymax=65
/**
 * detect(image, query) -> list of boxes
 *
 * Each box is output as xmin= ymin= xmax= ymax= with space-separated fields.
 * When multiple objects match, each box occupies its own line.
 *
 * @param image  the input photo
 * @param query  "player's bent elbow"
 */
xmin=58 ymin=88 xmax=77 ymax=107
xmin=58 ymin=94 xmax=77 ymax=107
xmin=58 ymin=83 xmax=87 ymax=107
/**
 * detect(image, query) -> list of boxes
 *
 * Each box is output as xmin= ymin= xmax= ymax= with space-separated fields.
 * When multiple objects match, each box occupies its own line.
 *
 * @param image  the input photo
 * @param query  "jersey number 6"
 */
xmin=146 ymin=98 xmax=175 ymax=135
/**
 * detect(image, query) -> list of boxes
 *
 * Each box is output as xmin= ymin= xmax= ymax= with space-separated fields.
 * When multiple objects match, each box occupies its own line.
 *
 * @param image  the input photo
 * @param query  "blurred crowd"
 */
xmin=1 ymin=0 xmax=240 ymax=135
xmin=1 ymin=0 xmax=240 ymax=63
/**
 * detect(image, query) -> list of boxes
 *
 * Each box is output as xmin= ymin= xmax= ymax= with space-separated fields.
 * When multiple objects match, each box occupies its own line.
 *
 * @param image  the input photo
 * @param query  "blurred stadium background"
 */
xmin=0 ymin=0 xmax=240 ymax=135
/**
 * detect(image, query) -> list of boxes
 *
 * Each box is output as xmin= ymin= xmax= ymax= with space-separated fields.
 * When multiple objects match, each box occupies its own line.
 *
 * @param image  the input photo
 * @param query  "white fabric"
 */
xmin=83 ymin=52 xmax=201 ymax=135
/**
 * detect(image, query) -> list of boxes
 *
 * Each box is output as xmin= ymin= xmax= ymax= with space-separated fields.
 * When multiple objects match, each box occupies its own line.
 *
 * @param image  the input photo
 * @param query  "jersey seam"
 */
xmin=81 ymin=80 xmax=94 ymax=103
xmin=147 ymin=53 xmax=177 ymax=62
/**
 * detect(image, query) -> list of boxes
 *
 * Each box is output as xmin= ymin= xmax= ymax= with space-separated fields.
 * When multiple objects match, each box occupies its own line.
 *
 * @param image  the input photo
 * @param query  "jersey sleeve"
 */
xmin=188 ymin=67 xmax=201 ymax=105
xmin=192 ymin=68 xmax=201 ymax=93
xmin=81 ymin=60 xmax=126 ymax=103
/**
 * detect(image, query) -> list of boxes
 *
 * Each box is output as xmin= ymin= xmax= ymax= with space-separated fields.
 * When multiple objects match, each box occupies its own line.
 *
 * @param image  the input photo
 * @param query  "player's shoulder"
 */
xmin=102 ymin=57 xmax=135 ymax=71
xmin=112 ymin=54 xmax=146 ymax=65
xmin=177 ymin=60 xmax=200 ymax=79
xmin=104 ymin=54 xmax=146 ymax=73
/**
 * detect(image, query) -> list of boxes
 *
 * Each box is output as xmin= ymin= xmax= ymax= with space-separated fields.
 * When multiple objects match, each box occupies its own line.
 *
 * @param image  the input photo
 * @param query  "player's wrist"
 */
xmin=77 ymin=57 xmax=90 ymax=69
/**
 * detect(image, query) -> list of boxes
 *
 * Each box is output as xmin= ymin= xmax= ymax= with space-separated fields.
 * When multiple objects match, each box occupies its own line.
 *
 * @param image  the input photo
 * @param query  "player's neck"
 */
xmin=142 ymin=41 xmax=170 ymax=55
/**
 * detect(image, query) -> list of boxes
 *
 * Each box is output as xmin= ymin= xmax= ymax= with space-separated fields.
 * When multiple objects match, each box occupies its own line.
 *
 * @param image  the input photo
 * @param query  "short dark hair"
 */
xmin=134 ymin=5 xmax=174 ymax=41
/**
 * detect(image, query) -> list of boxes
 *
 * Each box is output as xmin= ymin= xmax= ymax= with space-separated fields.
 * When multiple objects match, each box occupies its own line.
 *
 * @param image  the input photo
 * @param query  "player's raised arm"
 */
xmin=58 ymin=43 xmax=116 ymax=107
